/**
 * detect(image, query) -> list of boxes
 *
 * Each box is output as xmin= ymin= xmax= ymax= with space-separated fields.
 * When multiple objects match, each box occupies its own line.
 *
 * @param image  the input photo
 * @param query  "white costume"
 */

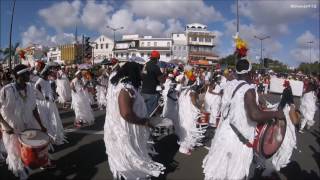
xmin=203 ymin=80 xmax=257 ymax=180
xmin=161 ymin=78 xmax=179 ymax=122
xmin=56 ymin=70 xmax=71 ymax=104
xmin=0 ymin=83 xmax=41 ymax=179
xmin=96 ymin=75 xmax=108 ymax=108
xmin=204 ymin=84 xmax=222 ymax=127
xmin=300 ymin=91 xmax=317 ymax=130
xmin=177 ymin=88 xmax=202 ymax=154
xmin=35 ymin=78 xmax=66 ymax=145
xmin=71 ymin=78 xmax=94 ymax=124
xmin=104 ymin=82 xmax=165 ymax=179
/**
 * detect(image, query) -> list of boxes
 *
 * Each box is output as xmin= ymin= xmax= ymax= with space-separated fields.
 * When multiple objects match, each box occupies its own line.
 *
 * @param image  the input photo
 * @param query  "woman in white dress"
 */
xmin=204 ymin=77 xmax=222 ymax=127
xmin=176 ymin=79 xmax=204 ymax=155
xmin=202 ymin=59 xmax=285 ymax=180
xmin=70 ymin=71 xmax=95 ymax=128
xmin=0 ymin=65 xmax=46 ymax=180
xmin=104 ymin=62 xmax=165 ymax=179
xmin=299 ymin=81 xmax=317 ymax=132
xmin=161 ymin=74 xmax=179 ymax=122
xmin=95 ymin=71 xmax=109 ymax=109
xmin=35 ymin=66 xmax=66 ymax=145
xmin=56 ymin=67 xmax=71 ymax=108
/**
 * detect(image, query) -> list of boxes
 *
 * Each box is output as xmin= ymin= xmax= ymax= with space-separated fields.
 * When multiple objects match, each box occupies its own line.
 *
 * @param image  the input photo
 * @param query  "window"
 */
xmin=96 ymin=44 xmax=98 ymax=49
xmin=199 ymin=37 xmax=204 ymax=42
xmin=154 ymin=42 xmax=157 ymax=47
xmin=141 ymin=42 xmax=144 ymax=47
xmin=147 ymin=42 xmax=150 ymax=46
xmin=183 ymin=46 xmax=186 ymax=50
xmin=166 ymin=53 xmax=170 ymax=57
xmin=101 ymin=44 xmax=103 ymax=49
xmin=116 ymin=53 xmax=118 ymax=57
xmin=178 ymin=46 xmax=181 ymax=51
xmin=177 ymin=34 xmax=179 ymax=37
xmin=192 ymin=37 xmax=197 ymax=41
xmin=126 ymin=53 xmax=129 ymax=57
xmin=141 ymin=53 xmax=144 ymax=57
xmin=121 ymin=53 xmax=123 ymax=57
xmin=147 ymin=53 xmax=150 ymax=57
xmin=167 ymin=42 xmax=170 ymax=47
xmin=105 ymin=44 xmax=108 ymax=49
xmin=205 ymin=38 xmax=211 ymax=42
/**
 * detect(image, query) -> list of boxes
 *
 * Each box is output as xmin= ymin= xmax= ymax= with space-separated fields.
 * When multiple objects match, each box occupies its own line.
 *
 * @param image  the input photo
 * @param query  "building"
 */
xmin=60 ymin=44 xmax=83 ymax=65
xmin=92 ymin=35 xmax=114 ymax=63
xmin=47 ymin=47 xmax=62 ymax=64
xmin=114 ymin=34 xmax=172 ymax=62
xmin=172 ymin=33 xmax=188 ymax=63
xmin=185 ymin=23 xmax=218 ymax=64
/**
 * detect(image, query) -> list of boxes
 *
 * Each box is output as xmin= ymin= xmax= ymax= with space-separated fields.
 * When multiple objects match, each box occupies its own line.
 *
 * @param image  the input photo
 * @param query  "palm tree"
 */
xmin=1 ymin=42 xmax=20 ymax=67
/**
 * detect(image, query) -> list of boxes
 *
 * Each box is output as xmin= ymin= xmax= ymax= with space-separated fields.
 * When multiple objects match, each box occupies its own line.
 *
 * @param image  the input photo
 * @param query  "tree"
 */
xmin=219 ymin=54 xmax=237 ymax=67
xmin=297 ymin=61 xmax=320 ymax=74
xmin=1 ymin=42 xmax=20 ymax=65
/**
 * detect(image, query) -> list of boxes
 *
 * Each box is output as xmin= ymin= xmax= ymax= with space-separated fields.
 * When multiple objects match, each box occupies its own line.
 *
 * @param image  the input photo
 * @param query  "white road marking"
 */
xmin=64 ymin=128 xmax=104 ymax=135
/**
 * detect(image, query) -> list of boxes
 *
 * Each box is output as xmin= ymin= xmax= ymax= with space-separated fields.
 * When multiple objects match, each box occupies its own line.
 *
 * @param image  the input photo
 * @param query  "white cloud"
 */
xmin=81 ymin=0 xmax=113 ymax=32
xmin=232 ymin=0 xmax=319 ymax=35
xmin=126 ymin=0 xmax=224 ymax=24
xmin=290 ymin=31 xmax=319 ymax=63
xmin=39 ymin=0 xmax=81 ymax=31
xmin=21 ymin=25 xmax=75 ymax=47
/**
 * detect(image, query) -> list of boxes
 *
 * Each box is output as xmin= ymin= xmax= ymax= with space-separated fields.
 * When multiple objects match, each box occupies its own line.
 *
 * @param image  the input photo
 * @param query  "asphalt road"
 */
xmin=0 ymin=94 xmax=319 ymax=180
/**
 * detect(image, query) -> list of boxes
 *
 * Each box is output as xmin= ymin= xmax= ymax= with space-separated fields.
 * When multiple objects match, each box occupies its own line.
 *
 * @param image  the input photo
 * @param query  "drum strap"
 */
xmin=225 ymin=81 xmax=254 ymax=148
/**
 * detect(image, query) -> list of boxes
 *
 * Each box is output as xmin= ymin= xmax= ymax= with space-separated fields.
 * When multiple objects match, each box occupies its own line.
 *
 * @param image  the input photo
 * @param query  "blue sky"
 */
xmin=1 ymin=0 xmax=319 ymax=67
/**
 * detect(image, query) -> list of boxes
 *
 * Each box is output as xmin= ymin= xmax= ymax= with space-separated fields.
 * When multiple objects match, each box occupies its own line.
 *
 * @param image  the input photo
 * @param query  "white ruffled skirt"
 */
xmin=56 ymin=78 xmax=72 ymax=104
xmin=71 ymin=90 xmax=95 ymax=124
xmin=96 ymin=86 xmax=107 ymax=107
xmin=37 ymin=100 xmax=66 ymax=145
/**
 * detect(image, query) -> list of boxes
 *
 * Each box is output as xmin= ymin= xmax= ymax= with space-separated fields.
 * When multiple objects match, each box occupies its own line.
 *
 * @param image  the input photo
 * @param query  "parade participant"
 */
xmin=299 ymin=81 xmax=317 ymax=132
xmin=203 ymin=59 xmax=285 ymax=180
xmin=35 ymin=64 xmax=66 ymax=145
xmin=104 ymin=62 xmax=165 ymax=179
xmin=176 ymin=75 xmax=205 ymax=155
xmin=161 ymin=74 xmax=179 ymax=122
xmin=70 ymin=70 xmax=95 ymax=128
xmin=0 ymin=64 xmax=47 ymax=179
xmin=278 ymin=80 xmax=294 ymax=110
xmin=95 ymin=70 xmax=109 ymax=110
xmin=141 ymin=50 xmax=165 ymax=116
xmin=30 ymin=61 xmax=45 ymax=86
xmin=56 ymin=66 xmax=72 ymax=108
xmin=204 ymin=76 xmax=222 ymax=127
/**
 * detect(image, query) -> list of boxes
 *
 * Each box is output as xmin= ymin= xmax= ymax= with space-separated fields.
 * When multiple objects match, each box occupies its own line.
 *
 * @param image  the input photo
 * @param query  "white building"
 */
xmin=92 ymin=35 xmax=113 ymax=63
xmin=114 ymin=35 xmax=172 ymax=62
xmin=172 ymin=33 xmax=188 ymax=63
xmin=47 ymin=47 xmax=62 ymax=64
xmin=186 ymin=23 xmax=218 ymax=64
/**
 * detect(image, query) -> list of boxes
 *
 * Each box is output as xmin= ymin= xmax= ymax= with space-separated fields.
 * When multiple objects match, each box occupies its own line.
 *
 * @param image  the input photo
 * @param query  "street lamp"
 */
xmin=106 ymin=26 xmax=124 ymax=58
xmin=254 ymin=35 xmax=270 ymax=68
xmin=89 ymin=42 xmax=98 ymax=65
xmin=9 ymin=0 xmax=17 ymax=70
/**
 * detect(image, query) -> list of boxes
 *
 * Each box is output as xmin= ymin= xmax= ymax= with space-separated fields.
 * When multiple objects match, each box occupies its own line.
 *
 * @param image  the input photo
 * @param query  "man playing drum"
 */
xmin=0 ymin=64 xmax=47 ymax=180
xmin=203 ymin=59 xmax=285 ymax=180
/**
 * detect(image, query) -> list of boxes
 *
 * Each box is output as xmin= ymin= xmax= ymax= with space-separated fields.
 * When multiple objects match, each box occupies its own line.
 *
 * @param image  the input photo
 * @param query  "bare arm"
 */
xmin=244 ymin=89 xmax=285 ymax=124
xmin=118 ymin=89 xmax=149 ymax=126
xmin=33 ymin=107 xmax=47 ymax=132
xmin=0 ymin=113 xmax=14 ymax=134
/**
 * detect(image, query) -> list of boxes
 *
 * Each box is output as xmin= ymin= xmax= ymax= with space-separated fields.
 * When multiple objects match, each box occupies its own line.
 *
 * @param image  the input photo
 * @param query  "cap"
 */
xmin=150 ymin=50 xmax=160 ymax=59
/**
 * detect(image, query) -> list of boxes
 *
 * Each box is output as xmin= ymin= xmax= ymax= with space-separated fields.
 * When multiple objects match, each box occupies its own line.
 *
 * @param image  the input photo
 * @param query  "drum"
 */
xmin=253 ymin=119 xmax=286 ymax=159
xmin=19 ymin=129 xmax=50 ymax=169
xmin=198 ymin=112 xmax=210 ymax=124
xmin=150 ymin=118 xmax=174 ymax=140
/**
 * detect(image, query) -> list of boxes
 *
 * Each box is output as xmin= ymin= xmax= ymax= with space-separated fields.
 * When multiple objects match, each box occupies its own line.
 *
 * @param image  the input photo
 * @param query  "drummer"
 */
xmin=0 ymin=64 xmax=47 ymax=180
xmin=203 ymin=59 xmax=285 ymax=180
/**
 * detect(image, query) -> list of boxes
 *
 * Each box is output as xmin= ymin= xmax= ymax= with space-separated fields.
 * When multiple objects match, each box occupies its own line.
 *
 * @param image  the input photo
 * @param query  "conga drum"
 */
xmin=253 ymin=119 xmax=286 ymax=159
xmin=19 ymin=129 xmax=50 ymax=169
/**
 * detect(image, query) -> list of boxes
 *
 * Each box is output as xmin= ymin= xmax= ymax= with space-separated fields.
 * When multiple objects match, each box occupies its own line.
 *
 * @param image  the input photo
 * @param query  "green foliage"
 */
xmin=297 ymin=61 xmax=320 ymax=74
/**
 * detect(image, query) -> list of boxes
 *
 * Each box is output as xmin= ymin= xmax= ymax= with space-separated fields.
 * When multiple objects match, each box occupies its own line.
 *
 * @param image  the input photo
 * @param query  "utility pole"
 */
xmin=8 ymin=0 xmax=16 ymax=70
xmin=82 ymin=34 xmax=84 ymax=64
xmin=254 ymin=35 xmax=270 ymax=69
xmin=106 ymin=26 xmax=124 ymax=58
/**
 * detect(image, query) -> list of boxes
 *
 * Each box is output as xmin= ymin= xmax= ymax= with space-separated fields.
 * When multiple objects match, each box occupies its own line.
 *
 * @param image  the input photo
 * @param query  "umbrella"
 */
xmin=78 ymin=63 xmax=92 ymax=70
xmin=128 ymin=56 xmax=146 ymax=64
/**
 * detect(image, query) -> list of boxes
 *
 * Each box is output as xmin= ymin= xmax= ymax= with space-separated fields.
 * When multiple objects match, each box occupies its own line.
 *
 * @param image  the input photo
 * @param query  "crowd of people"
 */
xmin=0 ymin=50 xmax=319 ymax=180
